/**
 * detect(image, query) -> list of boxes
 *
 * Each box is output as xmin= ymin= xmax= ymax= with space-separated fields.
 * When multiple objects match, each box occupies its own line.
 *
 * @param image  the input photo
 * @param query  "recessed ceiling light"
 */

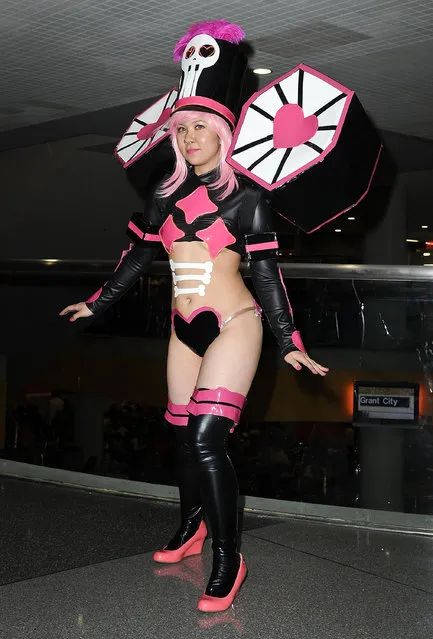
xmin=406 ymin=239 xmax=419 ymax=243
xmin=424 ymin=263 xmax=433 ymax=266
xmin=253 ymin=67 xmax=272 ymax=75
xmin=335 ymin=229 xmax=342 ymax=233
xmin=43 ymin=259 xmax=59 ymax=265
xmin=423 ymin=252 xmax=431 ymax=257
xmin=422 ymin=225 xmax=428 ymax=229
xmin=348 ymin=216 xmax=355 ymax=221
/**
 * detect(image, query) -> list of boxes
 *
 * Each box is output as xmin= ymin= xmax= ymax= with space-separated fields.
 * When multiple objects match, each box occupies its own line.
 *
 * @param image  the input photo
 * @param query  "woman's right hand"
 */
xmin=59 ymin=302 xmax=94 ymax=322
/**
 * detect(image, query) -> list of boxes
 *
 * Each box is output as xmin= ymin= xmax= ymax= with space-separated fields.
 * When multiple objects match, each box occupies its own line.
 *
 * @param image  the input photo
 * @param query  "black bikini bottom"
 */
xmin=172 ymin=305 xmax=259 ymax=357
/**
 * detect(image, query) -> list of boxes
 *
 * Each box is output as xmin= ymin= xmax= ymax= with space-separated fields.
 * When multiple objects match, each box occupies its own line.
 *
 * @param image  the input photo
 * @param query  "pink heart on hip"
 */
xmin=273 ymin=104 xmax=318 ymax=148
xmin=137 ymin=108 xmax=172 ymax=140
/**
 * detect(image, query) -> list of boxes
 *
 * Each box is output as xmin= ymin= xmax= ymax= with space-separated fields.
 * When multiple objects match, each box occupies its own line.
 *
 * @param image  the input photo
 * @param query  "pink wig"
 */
xmin=159 ymin=111 xmax=238 ymax=201
xmin=174 ymin=20 xmax=245 ymax=61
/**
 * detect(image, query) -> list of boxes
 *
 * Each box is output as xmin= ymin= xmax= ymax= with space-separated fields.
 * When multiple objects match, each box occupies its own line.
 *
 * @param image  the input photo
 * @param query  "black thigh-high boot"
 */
xmin=188 ymin=413 xmax=244 ymax=601
xmin=165 ymin=425 xmax=203 ymax=549
xmin=153 ymin=425 xmax=206 ymax=562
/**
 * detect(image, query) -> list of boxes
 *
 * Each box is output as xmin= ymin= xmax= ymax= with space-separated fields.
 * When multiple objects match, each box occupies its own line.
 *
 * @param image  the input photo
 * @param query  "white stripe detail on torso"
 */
xmin=170 ymin=260 xmax=213 ymax=298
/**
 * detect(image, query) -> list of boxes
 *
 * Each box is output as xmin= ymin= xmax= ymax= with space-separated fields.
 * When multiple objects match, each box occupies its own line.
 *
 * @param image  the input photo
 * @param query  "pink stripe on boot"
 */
xmin=190 ymin=387 xmax=246 ymax=409
xmin=187 ymin=402 xmax=242 ymax=425
xmin=187 ymin=387 xmax=246 ymax=427
xmin=165 ymin=400 xmax=189 ymax=426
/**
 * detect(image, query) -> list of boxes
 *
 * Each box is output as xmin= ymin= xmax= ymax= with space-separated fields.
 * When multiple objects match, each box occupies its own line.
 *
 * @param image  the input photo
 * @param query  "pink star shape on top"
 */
xmin=175 ymin=185 xmax=218 ymax=223
xmin=159 ymin=215 xmax=185 ymax=252
xmin=196 ymin=218 xmax=236 ymax=259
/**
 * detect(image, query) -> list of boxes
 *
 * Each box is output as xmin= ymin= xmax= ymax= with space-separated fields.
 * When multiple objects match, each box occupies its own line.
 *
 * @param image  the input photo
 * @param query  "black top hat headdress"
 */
xmin=114 ymin=20 xmax=247 ymax=171
xmin=171 ymin=20 xmax=248 ymax=130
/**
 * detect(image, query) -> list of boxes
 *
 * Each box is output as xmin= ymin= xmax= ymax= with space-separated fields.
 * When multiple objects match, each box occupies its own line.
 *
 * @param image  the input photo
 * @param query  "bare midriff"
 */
xmin=169 ymin=241 xmax=255 ymax=318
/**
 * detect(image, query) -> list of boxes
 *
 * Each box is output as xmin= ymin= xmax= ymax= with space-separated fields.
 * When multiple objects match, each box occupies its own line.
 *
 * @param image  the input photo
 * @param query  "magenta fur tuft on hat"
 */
xmin=173 ymin=20 xmax=245 ymax=61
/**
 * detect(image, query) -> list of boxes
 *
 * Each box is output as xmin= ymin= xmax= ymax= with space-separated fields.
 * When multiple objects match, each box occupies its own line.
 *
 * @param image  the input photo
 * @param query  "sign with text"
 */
xmin=353 ymin=382 xmax=419 ymax=425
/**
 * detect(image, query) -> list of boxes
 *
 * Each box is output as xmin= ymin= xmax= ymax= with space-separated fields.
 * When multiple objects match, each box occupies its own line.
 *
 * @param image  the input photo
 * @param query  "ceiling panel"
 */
xmin=0 ymin=0 xmax=432 ymax=139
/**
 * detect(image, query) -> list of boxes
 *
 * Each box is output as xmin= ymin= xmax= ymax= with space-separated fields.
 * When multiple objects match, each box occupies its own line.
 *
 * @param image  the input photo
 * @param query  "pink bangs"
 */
xmin=158 ymin=111 xmax=238 ymax=201
xmin=173 ymin=20 xmax=245 ymax=62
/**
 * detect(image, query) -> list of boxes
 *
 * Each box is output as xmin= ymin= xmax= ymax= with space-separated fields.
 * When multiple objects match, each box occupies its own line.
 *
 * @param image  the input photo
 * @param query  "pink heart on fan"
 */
xmin=273 ymin=104 xmax=318 ymax=148
xmin=137 ymin=108 xmax=172 ymax=140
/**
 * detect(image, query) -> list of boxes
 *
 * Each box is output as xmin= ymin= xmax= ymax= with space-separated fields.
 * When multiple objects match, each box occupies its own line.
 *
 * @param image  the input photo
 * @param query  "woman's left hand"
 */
xmin=284 ymin=350 xmax=329 ymax=376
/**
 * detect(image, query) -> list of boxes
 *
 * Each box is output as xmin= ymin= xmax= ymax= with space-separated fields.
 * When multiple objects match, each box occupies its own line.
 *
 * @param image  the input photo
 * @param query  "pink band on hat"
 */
xmin=173 ymin=97 xmax=236 ymax=129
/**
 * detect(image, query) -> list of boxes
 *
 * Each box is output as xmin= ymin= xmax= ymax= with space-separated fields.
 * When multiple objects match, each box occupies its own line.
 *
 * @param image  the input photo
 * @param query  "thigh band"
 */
xmin=165 ymin=400 xmax=189 ymax=426
xmin=187 ymin=387 xmax=246 ymax=428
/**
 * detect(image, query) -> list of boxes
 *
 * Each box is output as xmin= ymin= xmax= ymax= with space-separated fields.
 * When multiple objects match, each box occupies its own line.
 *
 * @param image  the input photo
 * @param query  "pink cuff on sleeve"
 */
xmin=246 ymin=240 xmax=279 ymax=252
xmin=292 ymin=330 xmax=306 ymax=353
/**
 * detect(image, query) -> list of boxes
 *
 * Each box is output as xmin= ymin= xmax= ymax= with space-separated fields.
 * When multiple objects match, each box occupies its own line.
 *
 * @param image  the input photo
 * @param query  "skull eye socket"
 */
xmin=199 ymin=45 xmax=216 ymax=58
xmin=185 ymin=46 xmax=196 ymax=59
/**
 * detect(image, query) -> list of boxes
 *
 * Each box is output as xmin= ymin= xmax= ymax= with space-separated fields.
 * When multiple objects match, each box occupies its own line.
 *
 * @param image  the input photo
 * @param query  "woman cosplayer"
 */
xmin=60 ymin=21 xmax=328 ymax=613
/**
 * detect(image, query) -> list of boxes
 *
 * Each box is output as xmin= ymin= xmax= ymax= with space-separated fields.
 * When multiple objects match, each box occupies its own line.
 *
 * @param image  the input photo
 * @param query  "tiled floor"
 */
xmin=1 ymin=477 xmax=433 ymax=639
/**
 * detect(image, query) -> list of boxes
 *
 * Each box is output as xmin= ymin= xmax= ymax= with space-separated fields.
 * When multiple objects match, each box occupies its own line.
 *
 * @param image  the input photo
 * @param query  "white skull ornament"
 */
xmin=178 ymin=34 xmax=220 ymax=98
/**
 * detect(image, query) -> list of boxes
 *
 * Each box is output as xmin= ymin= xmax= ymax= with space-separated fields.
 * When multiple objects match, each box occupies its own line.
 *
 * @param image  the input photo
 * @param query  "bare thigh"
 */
xmin=196 ymin=311 xmax=263 ymax=396
xmin=167 ymin=332 xmax=202 ymax=405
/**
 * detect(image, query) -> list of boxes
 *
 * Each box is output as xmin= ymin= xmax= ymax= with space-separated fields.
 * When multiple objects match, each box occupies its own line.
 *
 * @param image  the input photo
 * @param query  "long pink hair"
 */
xmin=159 ymin=110 xmax=239 ymax=201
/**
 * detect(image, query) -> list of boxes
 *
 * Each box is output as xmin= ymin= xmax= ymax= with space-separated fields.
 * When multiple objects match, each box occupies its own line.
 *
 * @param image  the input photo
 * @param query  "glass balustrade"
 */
xmin=1 ymin=260 xmax=433 ymax=519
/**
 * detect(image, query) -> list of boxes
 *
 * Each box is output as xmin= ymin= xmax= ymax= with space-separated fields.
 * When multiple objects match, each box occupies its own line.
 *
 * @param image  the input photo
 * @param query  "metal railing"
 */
xmin=2 ymin=258 xmax=433 ymax=281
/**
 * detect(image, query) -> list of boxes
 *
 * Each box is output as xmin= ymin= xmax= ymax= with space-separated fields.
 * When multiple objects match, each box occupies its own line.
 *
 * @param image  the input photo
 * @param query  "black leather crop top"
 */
xmin=86 ymin=169 xmax=306 ymax=357
xmin=127 ymin=168 xmax=274 ymax=258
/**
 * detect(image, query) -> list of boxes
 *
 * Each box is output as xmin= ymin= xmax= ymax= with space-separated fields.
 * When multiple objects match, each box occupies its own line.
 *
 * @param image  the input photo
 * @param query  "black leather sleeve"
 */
xmin=86 ymin=189 xmax=164 ymax=315
xmin=243 ymin=194 xmax=304 ymax=357
xmin=85 ymin=243 xmax=160 ymax=315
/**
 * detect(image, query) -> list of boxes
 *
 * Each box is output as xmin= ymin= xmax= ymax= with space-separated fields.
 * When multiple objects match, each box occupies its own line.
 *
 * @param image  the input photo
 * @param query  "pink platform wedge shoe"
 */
xmin=197 ymin=554 xmax=247 ymax=612
xmin=153 ymin=520 xmax=207 ymax=564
